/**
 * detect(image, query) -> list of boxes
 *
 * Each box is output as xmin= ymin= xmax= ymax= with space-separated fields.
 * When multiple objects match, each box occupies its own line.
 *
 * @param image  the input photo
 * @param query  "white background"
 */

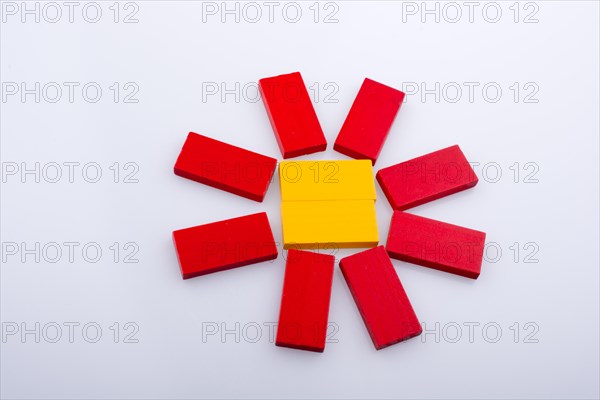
xmin=1 ymin=1 xmax=599 ymax=399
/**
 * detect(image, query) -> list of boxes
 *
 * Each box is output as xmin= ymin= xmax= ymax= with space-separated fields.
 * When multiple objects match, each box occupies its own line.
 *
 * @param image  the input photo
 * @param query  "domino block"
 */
xmin=278 ymin=160 xmax=379 ymax=249
xmin=281 ymin=200 xmax=378 ymax=249
xmin=174 ymin=132 xmax=277 ymax=202
xmin=376 ymin=145 xmax=478 ymax=210
xmin=259 ymin=72 xmax=327 ymax=158
xmin=340 ymin=246 xmax=422 ymax=350
xmin=172 ymin=212 xmax=278 ymax=279
xmin=276 ymin=249 xmax=334 ymax=352
xmin=334 ymin=78 xmax=405 ymax=165
xmin=386 ymin=211 xmax=486 ymax=279
xmin=279 ymin=160 xmax=376 ymax=202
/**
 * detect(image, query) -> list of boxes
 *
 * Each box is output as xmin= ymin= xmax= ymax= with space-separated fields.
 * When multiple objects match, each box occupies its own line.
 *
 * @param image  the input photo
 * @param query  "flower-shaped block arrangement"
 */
xmin=172 ymin=72 xmax=487 ymax=353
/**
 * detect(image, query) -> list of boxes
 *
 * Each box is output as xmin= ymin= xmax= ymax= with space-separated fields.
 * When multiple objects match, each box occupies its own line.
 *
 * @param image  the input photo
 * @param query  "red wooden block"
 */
xmin=276 ymin=249 xmax=334 ymax=353
xmin=386 ymin=211 xmax=486 ymax=279
xmin=334 ymin=78 xmax=405 ymax=165
xmin=340 ymin=246 xmax=422 ymax=350
xmin=376 ymin=145 xmax=478 ymax=210
xmin=259 ymin=72 xmax=327 ymax=158
xmin=174 ymin=132 xmax=277 ymax=202
xmin=172 ymin=212 xmax=278 ymax=279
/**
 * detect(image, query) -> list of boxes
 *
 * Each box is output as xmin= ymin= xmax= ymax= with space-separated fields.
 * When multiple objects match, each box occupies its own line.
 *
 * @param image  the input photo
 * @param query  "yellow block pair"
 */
xmin=279 ymin=160 xmax=379 ymax=250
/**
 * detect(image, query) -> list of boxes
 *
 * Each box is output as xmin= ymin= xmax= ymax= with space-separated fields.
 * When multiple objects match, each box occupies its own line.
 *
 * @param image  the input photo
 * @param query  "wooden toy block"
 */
xmin=281 ymin=200 xmax=378 ymax=249
xmin=376 ymin=145 xmax=478 ymax=210
xmin=340 ymin=246 xmax=422 ymax=350
xmin=279 ymin=160 xmax=376 ymax=202
xmin=334 ymin=78 xmax=405 ymax=165
xmin=386 ymin=211 xmax=486 ymax=279
xmin=174 ymin=132 xmax=277 ymax=202
xmin=278 ymin=159 xmax=378 ymax=249
xmin=172 ymin=212 xmax=278 ymax=279
xmin=259 ymin=72 xmax=327 ymax=158
xmin=276 ymin=249 xmax=335 ymax=352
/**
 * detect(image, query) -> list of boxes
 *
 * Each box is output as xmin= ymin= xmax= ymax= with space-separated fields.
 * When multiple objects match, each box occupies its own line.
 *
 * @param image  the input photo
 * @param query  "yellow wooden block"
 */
xmin=281 ymin=200 xmax=379 ymax=249
xmin=279 ymin=160 xmax=376 ymax=201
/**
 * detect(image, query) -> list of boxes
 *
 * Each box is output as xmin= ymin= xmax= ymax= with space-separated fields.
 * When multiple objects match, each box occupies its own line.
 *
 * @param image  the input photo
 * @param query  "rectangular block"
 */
xmin=281 ymin=200 xmax=378 ymax=249
xmin=334 ymin=78 xmax=405 ymax=165
xmin=340 ymin=246 xmax=422 ymax=350
xmin=276 ymin=249 xmax=335 ymax=352
xmin=376 ymin=145 xmax=478 ymax=210
xmin=386 ymin=211 xmax=486 ymax=279
xmin=259 ymin=72 xmax=327 ymax=158
xmin=172 ymin=212 xmax=278 ymax=279
xmin=279 ymin=160 xmax=376 ymax=202
xmin=174 ymin=132 xmax=277 ymax=202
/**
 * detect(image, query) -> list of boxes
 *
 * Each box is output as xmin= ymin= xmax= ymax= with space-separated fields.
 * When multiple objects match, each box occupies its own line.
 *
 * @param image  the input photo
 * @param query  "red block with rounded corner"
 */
xmin=386 ymin=211 xmax=486 ymax=279
xmin=174 ymin=132 xmax=277 ymax=202
xmin=376 ymin=145 xmax=478 ymax=210
xmin=334 ymin=78 xmax=405 ymax=165
xmin=276 ymin=249 xmax=334 ymax=353
xmin=340 ymin=246 xmax=422 ymax=350
xmin=259 ymin=72 xmax=327 ymax=158
xmin=172 ymin=212 xmax=278 ymax=279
